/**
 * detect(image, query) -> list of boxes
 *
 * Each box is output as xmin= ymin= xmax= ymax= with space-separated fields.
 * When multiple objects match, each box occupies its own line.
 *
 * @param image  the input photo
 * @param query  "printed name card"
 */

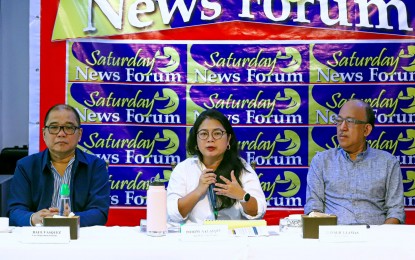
xmin=319 ymin=225 xmax=369 ymax=243
xmin=233 ymin=226 xmax=271 ymax=237
xmin=20 ymin=226 xmax=70 ymax=244
xmin=180 ymin=224 xmax=228 ymax=241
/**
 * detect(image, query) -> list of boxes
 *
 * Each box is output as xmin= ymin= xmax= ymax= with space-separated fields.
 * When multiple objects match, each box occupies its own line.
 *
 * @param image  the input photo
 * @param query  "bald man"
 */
xmin=305 ymin=99 xmax=405 ymax=225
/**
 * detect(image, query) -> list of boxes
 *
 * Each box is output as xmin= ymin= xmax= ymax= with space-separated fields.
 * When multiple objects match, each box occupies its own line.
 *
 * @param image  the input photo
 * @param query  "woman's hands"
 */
xmin=179 ymin=169 xmax=258 ymax=218
xmin=214 ymin=170 xmax=245 ymax=201
xmin=195 ymin=168 xmax=216 ymax=196
xmin=177 ymin=168 xmax=216 ymax=218
xmin=196 ymin=169 xmax=245 ymax=201
xmin=215 ymin=170 xmax=259 ymax=216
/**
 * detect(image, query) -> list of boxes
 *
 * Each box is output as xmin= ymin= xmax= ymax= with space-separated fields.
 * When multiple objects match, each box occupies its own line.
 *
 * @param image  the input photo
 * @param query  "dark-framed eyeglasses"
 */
xmin=197 ymin=129 xmax=227 ymax=140
xmin=334 ymin=116 xmax=367 ymax=126
xmin=44 ymin=125 xmax=79 ymax=135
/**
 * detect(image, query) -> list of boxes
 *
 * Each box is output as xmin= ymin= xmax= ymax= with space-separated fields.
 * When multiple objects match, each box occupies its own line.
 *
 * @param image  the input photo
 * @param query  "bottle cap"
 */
xmin=150 ymin=180 xmax=165 ymax=186
xmin=60 ymin=183 xmax=70 ymax=196
xmin=149 ymin=177 xmax=167 ymax=187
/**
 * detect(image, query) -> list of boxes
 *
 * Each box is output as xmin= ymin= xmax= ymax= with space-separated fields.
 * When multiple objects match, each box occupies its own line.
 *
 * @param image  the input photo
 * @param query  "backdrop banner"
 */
xmin=31 ymin=0 xmax=415 ymax=225
xmin=66 ymin=39 xmax=415 ymax=211
xmin=52 ymin=0 xmax=415 ymax=40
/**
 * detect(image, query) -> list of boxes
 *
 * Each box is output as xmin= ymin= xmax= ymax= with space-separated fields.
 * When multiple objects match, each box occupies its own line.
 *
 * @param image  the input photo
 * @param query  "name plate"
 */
xmin=20 ymin=226 xmax=70 ymax=244
xmin=319 ymin=225 xmax=368 ymax=243
xmin=180 ymin=224 xmax=228 ymax=241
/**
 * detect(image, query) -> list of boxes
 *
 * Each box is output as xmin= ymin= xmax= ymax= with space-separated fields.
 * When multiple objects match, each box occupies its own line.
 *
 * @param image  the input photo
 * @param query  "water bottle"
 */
xmin=59 ymin=183 xmax=71 ymax=216
xmin=146 ymin=180 xmax=167 ymax=236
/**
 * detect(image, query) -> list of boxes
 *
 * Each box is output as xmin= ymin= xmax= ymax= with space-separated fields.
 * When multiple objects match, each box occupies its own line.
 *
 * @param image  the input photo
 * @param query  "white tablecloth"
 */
xmin=0 ymin=225 xmax=414 ymax=260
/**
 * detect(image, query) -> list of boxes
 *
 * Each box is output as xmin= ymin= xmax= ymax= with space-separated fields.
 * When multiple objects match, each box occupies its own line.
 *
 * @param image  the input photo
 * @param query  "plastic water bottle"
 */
xmin=59 ymin=183 xmax=71 ymax=216
xmin=146 ymin=180 xmax=167 ymax=236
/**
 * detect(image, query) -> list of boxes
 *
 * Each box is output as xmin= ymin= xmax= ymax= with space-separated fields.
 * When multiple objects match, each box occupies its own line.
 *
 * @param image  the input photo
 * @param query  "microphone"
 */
xmin=208 ymin=183 xmax=218 ymax=220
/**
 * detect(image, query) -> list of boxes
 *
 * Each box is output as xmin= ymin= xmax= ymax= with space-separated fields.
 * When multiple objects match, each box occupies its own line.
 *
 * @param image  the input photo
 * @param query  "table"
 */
xmin=0 ymin=225 xmax=414 ymax=260
xmin=0 ymin=175 xmax=13 ymax=217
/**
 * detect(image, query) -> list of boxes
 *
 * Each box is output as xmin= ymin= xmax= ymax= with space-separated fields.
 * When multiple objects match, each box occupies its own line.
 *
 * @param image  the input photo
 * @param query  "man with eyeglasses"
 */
xmin=305 ymin=99 xmax=405 ymax=225
xmin=7 ymin=104 xmax=110 ymax=227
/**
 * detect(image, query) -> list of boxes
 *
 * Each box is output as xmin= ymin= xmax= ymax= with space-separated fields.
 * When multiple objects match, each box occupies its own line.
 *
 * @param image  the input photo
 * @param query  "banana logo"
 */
xmin=400 ymin=46 xmax=415 ymax=72
xmin=276 ymin=171 xmax=301 ymax=197
xmin=154 ymin=88 xmax=179 ymax=114
xmin=163 ymin=169 xmax=172 ymax=181
xmin=152 ymin=171 xmax=172 ymax=182
xmin=277 ymin=47 xmax=302 ymax=73
xmin=155 ymin=47 xmax=180 ymax=73
xmin=403 ymin=171 xmax=415 ymax=197
xmin=397 ymin=129 xmax=415 ymax=156
xmin=155 ymin=129 xmax=179 ymax=155
xmin=399 ymin=87 xmax=415 ymax=114
xmin=275 ymin=88 xmax=301 ymax=115
xmin=277 ymin=130 xmax=301 ymax=156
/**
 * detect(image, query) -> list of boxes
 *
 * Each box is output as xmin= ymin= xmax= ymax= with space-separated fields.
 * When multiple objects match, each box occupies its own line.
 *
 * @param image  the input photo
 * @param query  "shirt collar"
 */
xmin=41 ymin=148 xmax=86 ymax=172
xmin=339 ymin=143 xmax=371 ymax=162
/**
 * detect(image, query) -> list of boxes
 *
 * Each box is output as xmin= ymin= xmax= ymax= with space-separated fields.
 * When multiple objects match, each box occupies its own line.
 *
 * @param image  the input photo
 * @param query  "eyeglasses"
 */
xmin=44 ymin=125 xmax=79 ymax=135
xmin=334 ymin=116 xmax=367 ymax=126
xmin=197 ymin=129 xmax=227 ymax=140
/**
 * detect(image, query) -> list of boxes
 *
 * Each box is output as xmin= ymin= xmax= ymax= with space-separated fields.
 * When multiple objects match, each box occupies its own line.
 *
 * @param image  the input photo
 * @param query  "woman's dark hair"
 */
xmin=187 ymin=109 xmax=246 ymax=210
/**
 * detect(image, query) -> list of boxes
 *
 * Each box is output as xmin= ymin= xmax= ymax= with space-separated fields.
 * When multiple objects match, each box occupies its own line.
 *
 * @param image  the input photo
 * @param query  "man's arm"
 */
xmin=74 ymin=159 xmax=110 ymax=227
xmin=304 ymin=155 xmax=325 ymax=214
xmin=7 ymin=162 xmax=34 ymax=226
xmin=384 ymin=217 xmax=400 ymax=224
xmin=383 ymin=160 xmax=405 ymax=224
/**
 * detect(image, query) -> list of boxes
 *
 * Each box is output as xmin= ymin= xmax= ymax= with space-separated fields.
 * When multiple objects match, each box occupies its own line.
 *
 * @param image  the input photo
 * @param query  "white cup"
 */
xmin=0 ymin=217 xmax=9 ymax=231
xmin=279 ymin=218 xmax=288 ymax=233
xmin=287 ymin=214 xmax=303 ymax=227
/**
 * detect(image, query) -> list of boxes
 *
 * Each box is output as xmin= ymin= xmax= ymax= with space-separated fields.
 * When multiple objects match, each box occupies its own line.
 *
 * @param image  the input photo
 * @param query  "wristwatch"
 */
xmin=239 ymin=192 xmax=251 ymax=203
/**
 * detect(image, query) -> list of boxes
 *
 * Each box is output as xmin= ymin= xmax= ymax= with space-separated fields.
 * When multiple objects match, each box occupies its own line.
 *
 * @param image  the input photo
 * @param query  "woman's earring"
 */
xmin=227 ymin=144 xmax=230 ymax=150
xmin=195 ymin=146 xmax=199 ymax=150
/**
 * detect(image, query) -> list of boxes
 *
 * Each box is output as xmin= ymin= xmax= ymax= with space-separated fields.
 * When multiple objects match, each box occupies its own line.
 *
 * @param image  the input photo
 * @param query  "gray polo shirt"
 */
xmin=305 ymin=146 xmax=405 ymax=225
